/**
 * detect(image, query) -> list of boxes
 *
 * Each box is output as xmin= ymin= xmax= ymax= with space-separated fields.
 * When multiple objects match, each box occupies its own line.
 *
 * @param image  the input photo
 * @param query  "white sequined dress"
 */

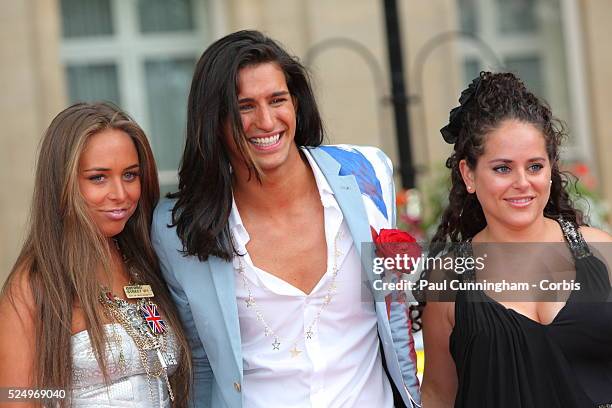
xmin=71 ymin=323 xmax=178 ymax=407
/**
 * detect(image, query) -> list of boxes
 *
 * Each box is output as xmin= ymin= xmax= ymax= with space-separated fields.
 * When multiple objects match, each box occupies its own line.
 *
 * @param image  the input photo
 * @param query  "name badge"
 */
xmin=124 ymin=285 xmax=154 ymax=299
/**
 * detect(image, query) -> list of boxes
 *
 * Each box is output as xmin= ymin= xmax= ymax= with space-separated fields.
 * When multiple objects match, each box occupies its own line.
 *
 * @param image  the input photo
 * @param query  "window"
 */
xmin=456 ymin=0 xmax=593 ymax=161
xmin=60 ymin=0 xmax=210 ymax=193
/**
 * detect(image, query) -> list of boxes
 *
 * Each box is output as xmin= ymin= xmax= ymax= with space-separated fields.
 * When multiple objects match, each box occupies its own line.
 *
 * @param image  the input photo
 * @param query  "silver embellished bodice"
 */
xmin=71 ymin=323 xmax=178 ymax=407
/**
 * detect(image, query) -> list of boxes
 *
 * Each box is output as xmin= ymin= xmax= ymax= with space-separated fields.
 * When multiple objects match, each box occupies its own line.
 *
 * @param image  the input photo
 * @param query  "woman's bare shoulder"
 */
xmin=0 ymin=264 xmax=37 ymax=387
xmin=580 ymin=226 xmax=612 ymax=243
xmin=0 ymin=263 xmax=36 ymax=331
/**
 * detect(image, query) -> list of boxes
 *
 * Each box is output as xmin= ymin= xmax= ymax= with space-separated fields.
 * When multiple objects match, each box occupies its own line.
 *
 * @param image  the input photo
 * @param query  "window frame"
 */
xmin=457 ymin=0 xmax=593 ymax=163
xmin=59 ymin=0 xmax=228 ymax=187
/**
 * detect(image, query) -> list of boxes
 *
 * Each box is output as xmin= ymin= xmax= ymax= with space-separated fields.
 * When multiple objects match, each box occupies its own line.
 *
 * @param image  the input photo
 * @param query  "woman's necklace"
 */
xmin=99 ymin=292 xmax=174 ymax=401
xmin=98 ymin=242 xmax=175 ymax=401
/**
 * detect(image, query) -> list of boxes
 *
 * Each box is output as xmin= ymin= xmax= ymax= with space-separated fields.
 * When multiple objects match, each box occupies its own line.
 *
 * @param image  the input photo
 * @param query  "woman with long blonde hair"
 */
xmin=0 ymin=102 xmax=191 ymax=407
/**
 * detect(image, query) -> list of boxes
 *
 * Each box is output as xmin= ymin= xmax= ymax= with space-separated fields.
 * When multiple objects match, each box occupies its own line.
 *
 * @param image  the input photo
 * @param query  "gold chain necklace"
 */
xmin=99 ymin=290 xmax=175 ymax=402
xmin=99 ymin=241 xmax=175 ymax=401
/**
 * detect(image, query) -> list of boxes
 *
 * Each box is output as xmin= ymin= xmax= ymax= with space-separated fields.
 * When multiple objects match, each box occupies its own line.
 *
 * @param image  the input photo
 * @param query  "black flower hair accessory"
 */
xmin=440 ymin=75 xmax=482 ymax=144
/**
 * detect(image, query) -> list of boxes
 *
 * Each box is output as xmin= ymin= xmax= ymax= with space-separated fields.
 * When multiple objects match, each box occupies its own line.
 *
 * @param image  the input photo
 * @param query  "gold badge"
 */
xmin=124 ymin=284 xmax=154 ymax=299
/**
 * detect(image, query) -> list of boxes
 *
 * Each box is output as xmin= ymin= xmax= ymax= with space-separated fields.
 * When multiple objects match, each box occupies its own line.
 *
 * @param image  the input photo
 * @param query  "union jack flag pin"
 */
xmin=140 ymin=303 xmax=167 ymax=335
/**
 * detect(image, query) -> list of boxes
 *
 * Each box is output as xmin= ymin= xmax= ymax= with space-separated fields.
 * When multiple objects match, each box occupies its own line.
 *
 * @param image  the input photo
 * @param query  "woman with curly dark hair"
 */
xmin=421 ymin=72 xmax=612 ymax=407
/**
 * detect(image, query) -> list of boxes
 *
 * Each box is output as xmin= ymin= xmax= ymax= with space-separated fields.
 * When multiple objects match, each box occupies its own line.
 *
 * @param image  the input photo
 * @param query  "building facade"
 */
xmin=1 ymin=0 xmax=610 ymax=284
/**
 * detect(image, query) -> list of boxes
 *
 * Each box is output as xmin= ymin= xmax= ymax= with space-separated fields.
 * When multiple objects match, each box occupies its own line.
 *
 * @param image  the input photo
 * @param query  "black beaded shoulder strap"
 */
xmin=557 ymin=217 xmax=592 ymax=259
xmin=455 ymin=240 xmax=476 ymax=283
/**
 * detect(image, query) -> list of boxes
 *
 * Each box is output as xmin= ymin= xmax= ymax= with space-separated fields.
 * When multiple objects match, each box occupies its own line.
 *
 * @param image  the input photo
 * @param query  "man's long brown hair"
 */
xmin=169 ymin=30 xmax=325 ymax=262
xmin=3 ymin=102 xmax=191 ymax=406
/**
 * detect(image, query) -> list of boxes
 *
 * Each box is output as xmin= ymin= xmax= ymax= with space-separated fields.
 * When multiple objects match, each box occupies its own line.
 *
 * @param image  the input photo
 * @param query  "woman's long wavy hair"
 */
xmin=2 ymin=102 xmax=191 ymax=406
xmin=432 ymin=71 xmax=583 ymax=246
xmin=169 ymin=30 xmax=325 ymax=261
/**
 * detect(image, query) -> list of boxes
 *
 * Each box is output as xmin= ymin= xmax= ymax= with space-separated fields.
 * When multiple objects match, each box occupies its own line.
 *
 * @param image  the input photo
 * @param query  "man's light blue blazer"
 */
xmin=151 ymin=145 xmax=421 ymax=407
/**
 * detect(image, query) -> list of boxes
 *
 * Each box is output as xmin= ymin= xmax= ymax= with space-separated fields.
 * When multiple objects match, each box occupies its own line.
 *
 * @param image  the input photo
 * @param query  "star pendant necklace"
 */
xmin=236 ymin=229 xmax=342 ymax=358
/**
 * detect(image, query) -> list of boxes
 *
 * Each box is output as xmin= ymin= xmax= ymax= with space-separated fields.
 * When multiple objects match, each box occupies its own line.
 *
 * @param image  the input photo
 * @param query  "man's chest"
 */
xmin=246 ymin=219 xmax=328 ymax=294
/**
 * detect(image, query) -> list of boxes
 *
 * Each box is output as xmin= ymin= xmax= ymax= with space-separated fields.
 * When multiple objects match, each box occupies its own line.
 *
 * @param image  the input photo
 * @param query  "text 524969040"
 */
xmin=1 ymin=388 xmax=66 ymax=401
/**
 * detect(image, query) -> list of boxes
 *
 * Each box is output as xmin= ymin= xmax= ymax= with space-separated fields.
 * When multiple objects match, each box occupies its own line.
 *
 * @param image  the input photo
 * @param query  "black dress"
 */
xmin=450 ymin=220 xmax=612 ymax=407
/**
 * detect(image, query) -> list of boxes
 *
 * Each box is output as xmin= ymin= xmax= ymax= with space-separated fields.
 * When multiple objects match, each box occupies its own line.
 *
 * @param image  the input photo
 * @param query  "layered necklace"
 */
xmin=236 ymin=228 xmax=343 ymax=358
xmin=98 ymin=243 xmax=175 ymax=401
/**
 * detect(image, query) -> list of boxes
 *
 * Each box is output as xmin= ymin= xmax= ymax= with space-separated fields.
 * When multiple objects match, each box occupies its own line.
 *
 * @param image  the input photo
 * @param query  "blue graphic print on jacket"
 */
xmin=319 ymin=145 xmax=388 ymax=219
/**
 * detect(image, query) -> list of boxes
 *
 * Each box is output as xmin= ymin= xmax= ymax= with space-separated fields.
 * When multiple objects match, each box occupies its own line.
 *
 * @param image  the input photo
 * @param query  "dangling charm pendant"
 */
xmin=140 ymin=301 xmax=167 ymax=335
xmin=118 ymin=351 xmax=126 ymax=369
xmin=156 ymin=348 xmax=168 ymax=369
xmin=289 ymin=344 xmax=302 ymax=358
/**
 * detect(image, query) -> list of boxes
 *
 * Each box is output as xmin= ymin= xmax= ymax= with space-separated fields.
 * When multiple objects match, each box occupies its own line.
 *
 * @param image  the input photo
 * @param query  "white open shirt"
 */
xmin=229 ymin=150 xmax=393 ymax=408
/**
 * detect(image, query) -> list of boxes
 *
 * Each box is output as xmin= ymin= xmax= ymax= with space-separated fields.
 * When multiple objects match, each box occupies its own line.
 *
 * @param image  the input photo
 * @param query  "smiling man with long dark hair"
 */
xmin=151 ymin=30 xmax=420 ymax=408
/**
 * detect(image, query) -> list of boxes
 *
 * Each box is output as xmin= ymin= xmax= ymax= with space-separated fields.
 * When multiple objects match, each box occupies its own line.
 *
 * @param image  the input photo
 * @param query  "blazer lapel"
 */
xmin=308 ymin=148 xmax=379 ymax=285
xmin=209 ymin=255 xmax=243 ymax=373
xmin=303 ymin=148 xmax=417 ymax=407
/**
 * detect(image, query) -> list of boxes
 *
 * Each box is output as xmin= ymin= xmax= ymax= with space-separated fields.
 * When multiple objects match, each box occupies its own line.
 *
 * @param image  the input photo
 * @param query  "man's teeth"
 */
xmin=250 ymin=133 xmax=281 ymax=146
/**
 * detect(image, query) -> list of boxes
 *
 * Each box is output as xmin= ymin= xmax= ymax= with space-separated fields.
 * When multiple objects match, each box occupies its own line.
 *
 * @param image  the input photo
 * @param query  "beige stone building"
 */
xmin=1 ymin=0 xmax=611 ymax=285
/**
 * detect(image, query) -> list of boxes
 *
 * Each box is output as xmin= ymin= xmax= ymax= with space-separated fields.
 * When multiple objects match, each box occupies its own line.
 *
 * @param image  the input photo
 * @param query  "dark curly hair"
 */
xmin=432 ymin=71 xmax=583 ymax=245
xmin=410 ymin=72 xmax=584 ymax=332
